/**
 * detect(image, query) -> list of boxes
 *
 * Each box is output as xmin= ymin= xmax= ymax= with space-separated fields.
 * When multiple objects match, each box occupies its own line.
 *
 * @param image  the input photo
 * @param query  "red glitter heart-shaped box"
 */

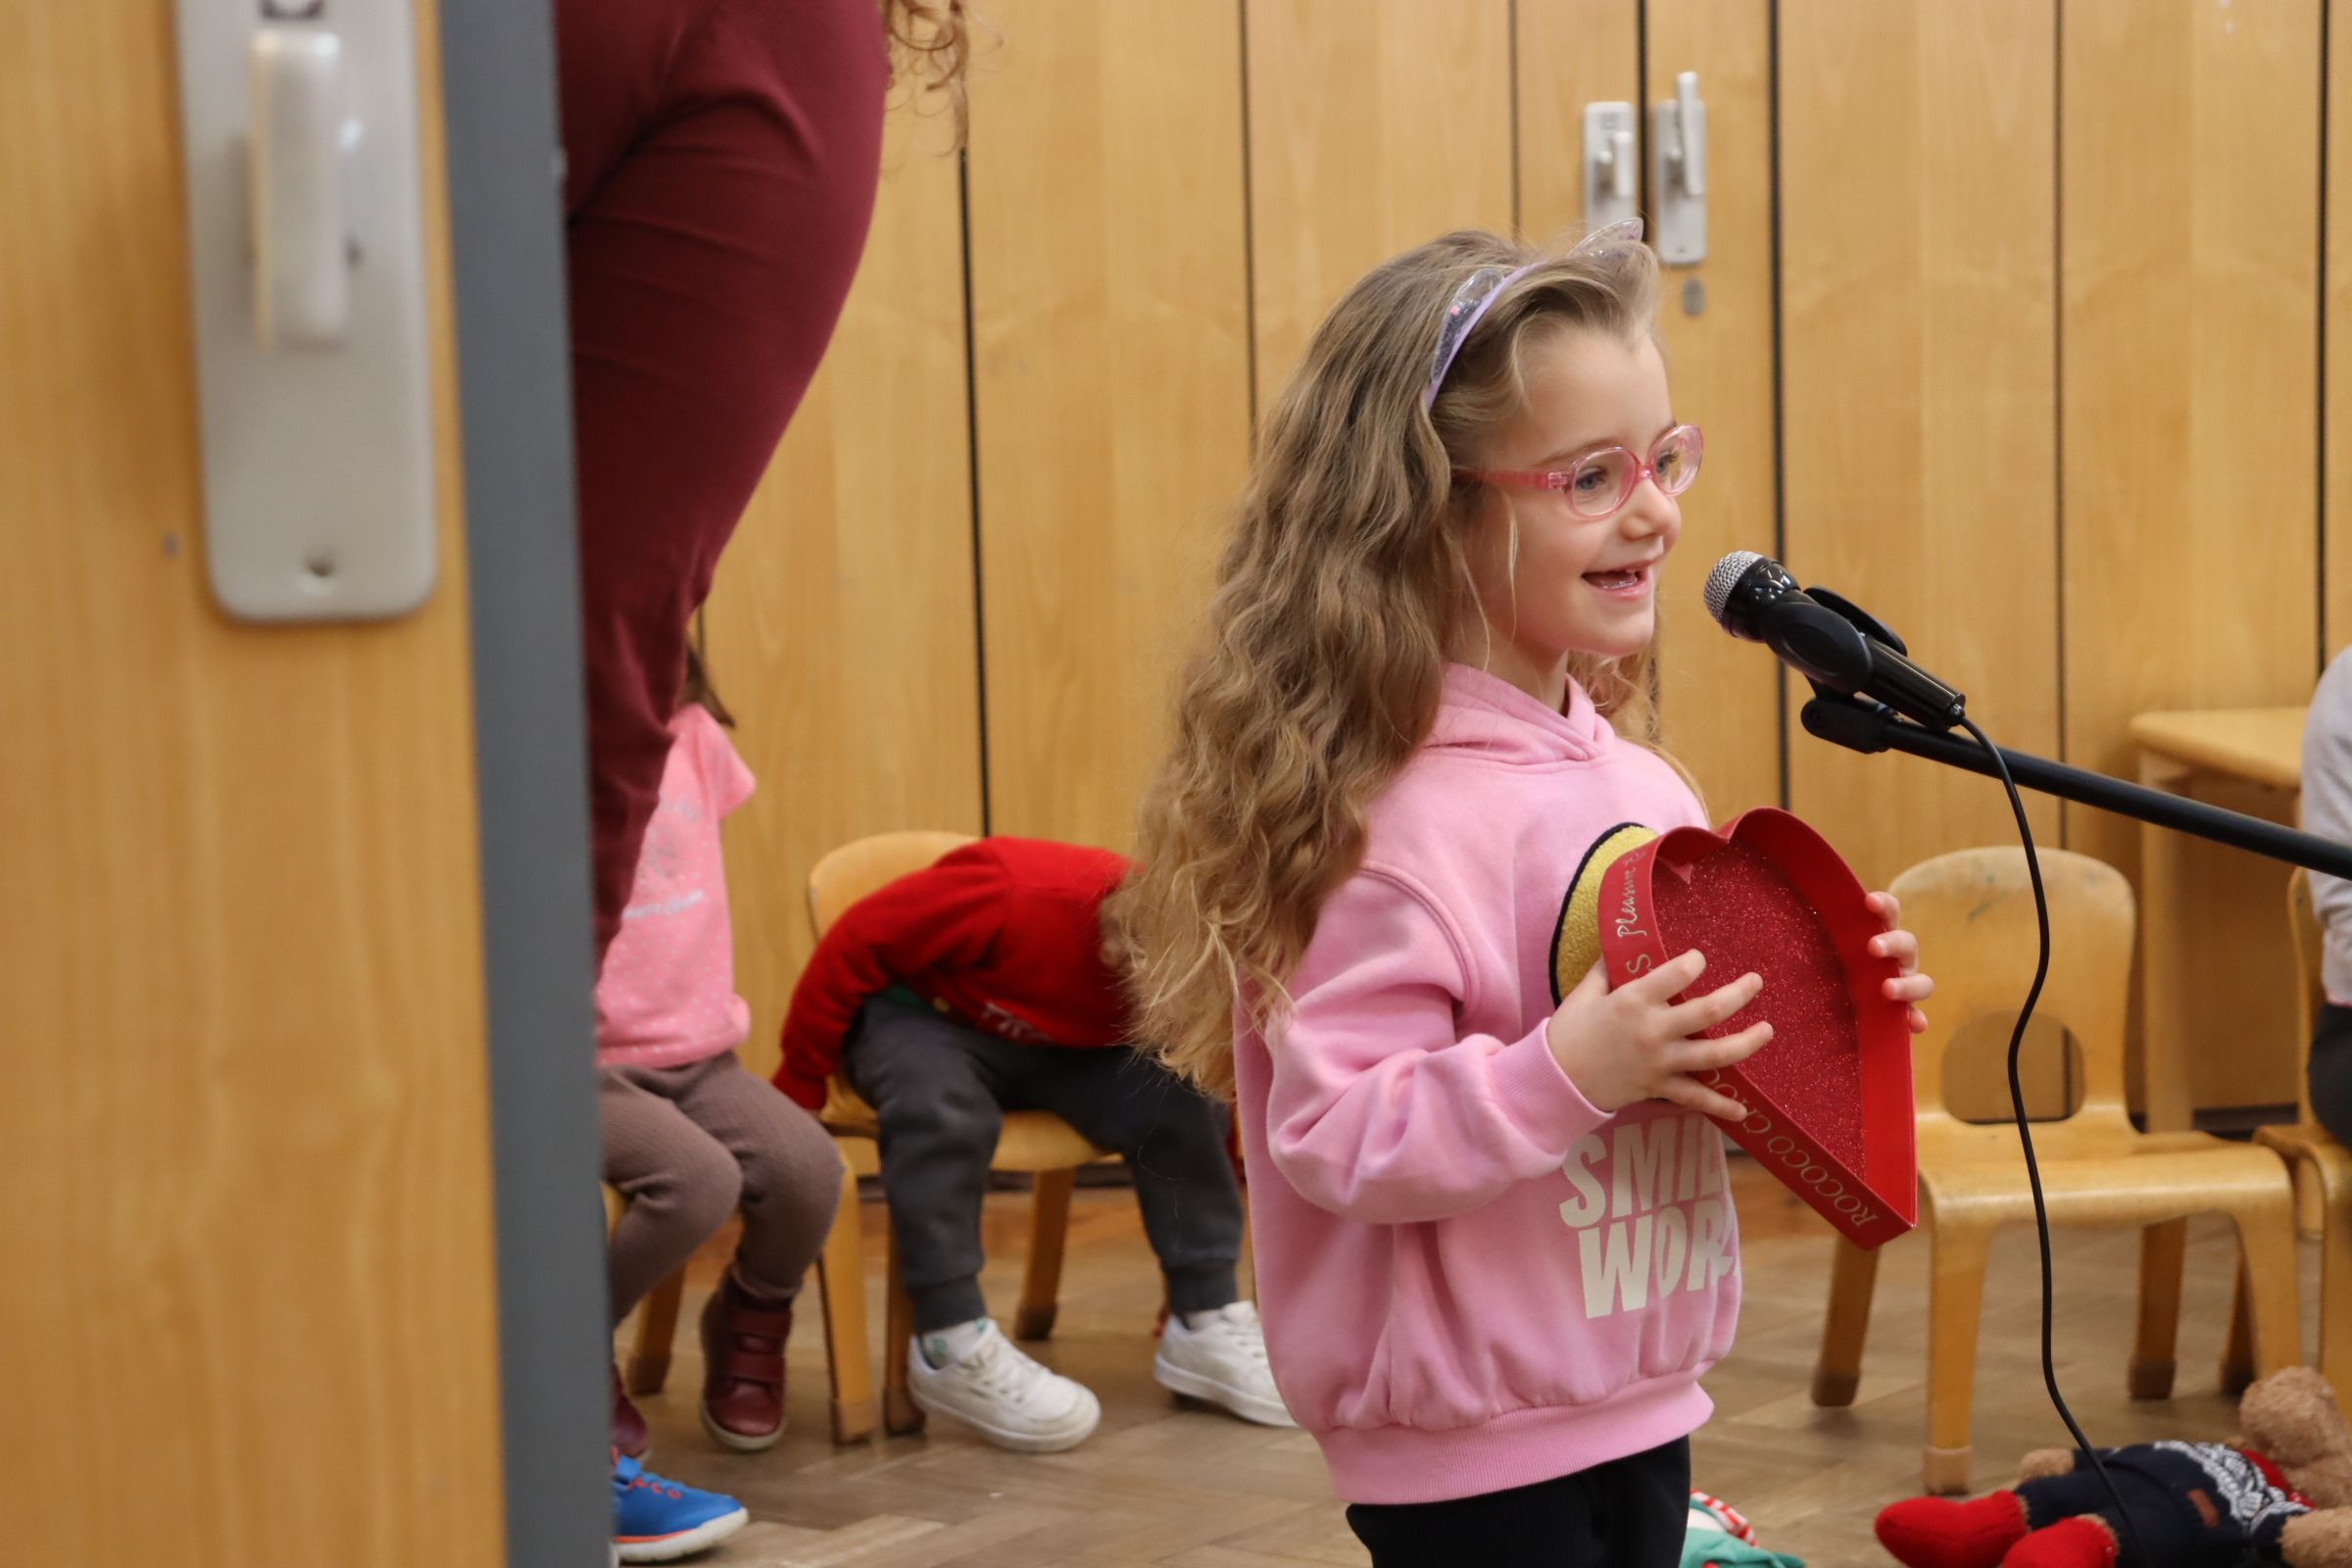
xmin=1550 ymin=808 xmax=1918 ymax=1249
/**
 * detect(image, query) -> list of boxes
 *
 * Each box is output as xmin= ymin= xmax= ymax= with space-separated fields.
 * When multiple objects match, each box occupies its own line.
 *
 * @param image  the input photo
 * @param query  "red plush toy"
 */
xmin=1875 ymin=1368 xmax=2352 ymax=1567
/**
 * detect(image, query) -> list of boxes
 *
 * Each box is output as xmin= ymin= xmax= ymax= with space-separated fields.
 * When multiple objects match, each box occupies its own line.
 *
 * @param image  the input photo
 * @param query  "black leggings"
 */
xmin=1344 ymin=1437 xmax=1691 ymax=1568
xmin=2310 ymin=1003 xmax=2352 ymax=1147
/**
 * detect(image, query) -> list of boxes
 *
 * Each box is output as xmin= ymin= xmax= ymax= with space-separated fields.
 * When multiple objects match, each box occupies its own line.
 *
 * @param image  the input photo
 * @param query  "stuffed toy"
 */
xmin=1685 ymin=1489 xmax=1804 ymax=1567
xmin=1875 ymin=1367 xmax=2352 ymax=1567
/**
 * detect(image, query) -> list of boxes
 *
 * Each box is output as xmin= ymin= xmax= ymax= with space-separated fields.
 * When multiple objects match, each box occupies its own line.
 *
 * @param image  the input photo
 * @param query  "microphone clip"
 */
xmin=1803 ymin=585 xmax=1913 ymax=661
xmin=1799 ymin=690 xmax=1901 ymax=755
xmin=1767 ymin=583 xmax=1966 ymax=731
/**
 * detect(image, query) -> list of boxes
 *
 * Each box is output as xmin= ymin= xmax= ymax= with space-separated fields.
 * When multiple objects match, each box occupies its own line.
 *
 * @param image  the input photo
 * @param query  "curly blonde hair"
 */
xmin=1106 ymin=229 xmax=1668 ymax=1099
xmin=879 ymin=0 xmax=975 ymax=133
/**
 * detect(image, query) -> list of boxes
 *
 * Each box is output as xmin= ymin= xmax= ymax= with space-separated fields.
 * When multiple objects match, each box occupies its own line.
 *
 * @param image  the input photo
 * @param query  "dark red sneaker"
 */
xmin=611 ymin=1362 xmax=650 ymax=1460
xmin=698 ymin=1272 xmax=790 ymax=1451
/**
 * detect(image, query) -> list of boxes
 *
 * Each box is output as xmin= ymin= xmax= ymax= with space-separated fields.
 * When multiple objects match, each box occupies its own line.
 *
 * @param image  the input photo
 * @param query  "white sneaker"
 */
xmin=906 ymin=1318 xmax=1102 ymax=1452
xmin=1154 ymin=1301 xmax=1296 ymax=1427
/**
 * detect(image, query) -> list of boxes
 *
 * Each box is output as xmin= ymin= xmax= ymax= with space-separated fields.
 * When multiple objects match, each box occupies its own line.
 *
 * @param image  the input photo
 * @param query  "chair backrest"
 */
xmin=1887 ymin=846 xmax=2134 ymax=1122
xmin=2290 ymin=868 xmax=2327 ymax=1125
xmin=807 ymin=830 xmax=979 ymax=940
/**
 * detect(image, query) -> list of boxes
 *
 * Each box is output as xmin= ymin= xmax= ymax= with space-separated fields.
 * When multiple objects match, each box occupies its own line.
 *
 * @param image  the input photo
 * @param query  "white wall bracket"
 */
xmin=1650 ymin=71 xmax=1708 ymax=266
xmin=1583 ymin=101 xmax=1640 ymax=235
xmin=172 ymin=0 xmax=437 ymax=621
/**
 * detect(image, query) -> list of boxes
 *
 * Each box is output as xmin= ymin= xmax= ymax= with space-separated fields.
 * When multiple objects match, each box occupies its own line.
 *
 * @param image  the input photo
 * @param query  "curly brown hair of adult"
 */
xmin=879 ymin=0 xmax=974 ymax=134
xmin=1103 ymin=229 xmax=1670 ymax=1101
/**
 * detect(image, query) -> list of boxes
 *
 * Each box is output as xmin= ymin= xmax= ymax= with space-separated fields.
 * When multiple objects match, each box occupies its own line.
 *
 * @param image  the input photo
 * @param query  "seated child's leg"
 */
xmin=2310 ymin=1003 xmax=2352 ymax=1147
xmin=1021 ymin=1048 xmax=1244 ymax=1315
xmin=842 ymin=996 xmax=1010 ymax=1332
xmin=660 ymin=1053 xmax=844 ymax=1448
xmin=1014 ymin=1049 xmax=1292 ymax=1425
xmin=602 ymin=1065 xmax=746 ymax=1322
xmin=847 ymin=1004 xmax=1106 ymax=1449
xmin=668 ymin=1054 xmax=844 ymax=1298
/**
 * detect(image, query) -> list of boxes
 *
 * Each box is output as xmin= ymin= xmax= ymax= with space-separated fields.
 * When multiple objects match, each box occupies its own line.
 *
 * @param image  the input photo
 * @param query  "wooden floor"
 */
xmin=625 ymin=1157 xmax=2301 ymax=1566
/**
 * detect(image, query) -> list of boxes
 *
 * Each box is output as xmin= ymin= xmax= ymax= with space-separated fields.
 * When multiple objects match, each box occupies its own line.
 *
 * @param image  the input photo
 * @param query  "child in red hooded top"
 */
xmin=776 ymin=836 xmax=1290 ymax=1451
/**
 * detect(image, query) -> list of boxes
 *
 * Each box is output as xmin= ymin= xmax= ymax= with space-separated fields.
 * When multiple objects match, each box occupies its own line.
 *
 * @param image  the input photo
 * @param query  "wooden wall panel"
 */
xmin=2329 ymin=6 xmax=2352 ymax=658
xmin=2061 ymin=0 xmax=2320 ymax=870
xmin=1639 ymin=0 xmax=1780 ymax=819
xmin=1516 ymin=0 xmax=1640 ymax=244
xmin=1781 ymin=0 xmax=2061 ymax=888
xmin=965 ymin=0 xmax=1253 ymax=850
xmin=1780 ymin=0 xmax=2063 ymax=1116
xmin=2062 ymin=0 xmax=2319 ymax=1114
xmin=1247 ymin=0 xmax=1515 ymax=397
xmin=2326 ymin=0 xmax=2352 ymax=1104
xmin=709 ymin=112 xmax=981 ymax=1079
xmin=3 ymin=0 xmax=507 ymax=1556
xmin=2161 ymin=779 xmax=2304 ymax=1113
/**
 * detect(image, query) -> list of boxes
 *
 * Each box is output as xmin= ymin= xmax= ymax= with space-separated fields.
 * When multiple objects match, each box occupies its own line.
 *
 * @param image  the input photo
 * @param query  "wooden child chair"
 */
xmin=805 ymin=830 xmax=1117 ymax=1440
xmin=607 ymin=1189 xmax=682 ymax=1401
xmin=2254 ymin=869 xmax=2352 ymax=1389
xmin=1808 ymin=846 xmax=2302 ymax=1494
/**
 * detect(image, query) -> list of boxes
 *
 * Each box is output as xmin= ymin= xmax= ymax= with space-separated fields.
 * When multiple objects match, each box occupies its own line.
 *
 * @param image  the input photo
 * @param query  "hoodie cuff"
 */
xmin=774 ymin=1066 xmax=828 ymax=1111
xmin=1489 ymin=1022 xmax=1610 ymax=1152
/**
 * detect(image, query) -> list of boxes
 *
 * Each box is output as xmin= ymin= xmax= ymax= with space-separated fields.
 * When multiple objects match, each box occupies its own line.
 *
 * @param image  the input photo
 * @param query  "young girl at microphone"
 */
xmin=1107 ymin=225 xmax=1935 ymax=1567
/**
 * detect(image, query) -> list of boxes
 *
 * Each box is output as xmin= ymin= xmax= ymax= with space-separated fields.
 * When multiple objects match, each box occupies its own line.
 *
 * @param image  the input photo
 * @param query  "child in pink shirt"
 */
xmin=1112 ymin=226 xmax=1933 ymax=1566
xmin=600 ymin=650 xmax=842 ymax=1457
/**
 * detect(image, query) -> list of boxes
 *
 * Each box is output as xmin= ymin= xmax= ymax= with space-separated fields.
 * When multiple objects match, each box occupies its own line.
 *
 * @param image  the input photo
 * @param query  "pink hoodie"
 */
xmin=1235 ymin=662 xmax=1740 ymax=1504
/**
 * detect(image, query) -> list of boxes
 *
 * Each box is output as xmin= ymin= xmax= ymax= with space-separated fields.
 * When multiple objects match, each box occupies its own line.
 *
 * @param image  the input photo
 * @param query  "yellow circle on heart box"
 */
xmin=1549 ymin=821 xmax=1660 ymax=1003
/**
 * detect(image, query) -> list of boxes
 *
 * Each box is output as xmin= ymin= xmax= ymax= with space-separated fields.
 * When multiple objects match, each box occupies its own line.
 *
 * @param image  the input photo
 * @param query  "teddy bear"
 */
xmin=1872 ymin=1367 xmax=2352 ymax=1567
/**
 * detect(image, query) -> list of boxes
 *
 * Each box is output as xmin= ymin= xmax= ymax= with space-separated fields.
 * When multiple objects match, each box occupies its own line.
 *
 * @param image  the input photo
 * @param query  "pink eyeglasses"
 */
xmin=1453 ymin=424 xmax=1704 ymax=520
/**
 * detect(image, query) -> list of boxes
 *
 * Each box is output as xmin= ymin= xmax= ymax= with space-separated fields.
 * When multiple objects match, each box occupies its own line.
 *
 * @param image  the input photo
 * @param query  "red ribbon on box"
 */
xmin=1550 ymin=808 xmax=1918 ymax=1250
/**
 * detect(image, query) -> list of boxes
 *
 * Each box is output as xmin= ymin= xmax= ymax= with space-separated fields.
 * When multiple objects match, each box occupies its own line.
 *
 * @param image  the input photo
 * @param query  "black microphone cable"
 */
xmin=1956 ymin=712 xmax=2150 ymax=1568
xmin=1706 ymin=550 xmax=2153 ymax=1559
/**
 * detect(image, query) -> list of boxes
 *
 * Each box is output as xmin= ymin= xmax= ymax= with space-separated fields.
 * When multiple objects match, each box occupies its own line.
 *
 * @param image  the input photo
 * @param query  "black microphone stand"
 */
xmin=1800 ymin=694 xmax=2352 ymax=881
xmin=1784 ymin=589 xmax=2334 ymax=1568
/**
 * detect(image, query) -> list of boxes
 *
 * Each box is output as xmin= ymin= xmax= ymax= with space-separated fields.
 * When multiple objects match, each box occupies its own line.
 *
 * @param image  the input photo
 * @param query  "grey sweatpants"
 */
xmin=842 ymin=993 xmax=1245 ymax=1332
xmin=601 ymin=1051 xmax=844 ymax=1323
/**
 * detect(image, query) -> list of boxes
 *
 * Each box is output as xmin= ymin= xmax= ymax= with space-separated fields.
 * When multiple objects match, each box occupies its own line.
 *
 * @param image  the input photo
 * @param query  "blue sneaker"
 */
xmin=612 ymin=1453 xmax=748 ymax=1562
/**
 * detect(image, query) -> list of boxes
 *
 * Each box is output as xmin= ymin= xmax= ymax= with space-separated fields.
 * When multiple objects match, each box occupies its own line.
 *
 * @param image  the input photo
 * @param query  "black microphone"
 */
xmin=1701 ymin=551 xmax=1967 ymax=731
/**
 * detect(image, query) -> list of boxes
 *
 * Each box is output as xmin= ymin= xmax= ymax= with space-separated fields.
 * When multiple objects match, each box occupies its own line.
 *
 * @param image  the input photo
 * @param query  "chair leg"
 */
xmin=1014 ymin=1167 xmax=1077 ymax=1342
xmin=2321 ymin=1173 xmax=2352 ymax=1395
xmin=815 ymin=1161 xmax=877 ymax=1445
xmin=883 ymin=1216 xmax=926 ymax=1436
xmin=1924 ymin=1222 xmax=1993 ymax=1495
xmin=625 ymin=1270 xmax=684 ymax=1397
xmin=2221 ymin=1262 xmax=2256 ymax=1396
xmin=2129 ymin=1219 xmax=2188 ymax=1400
xmin=1811 ymin=1236 xmax=1880 ymax=1406
xmin=2235 ymin=1204 xmax=2305 ymax=1382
